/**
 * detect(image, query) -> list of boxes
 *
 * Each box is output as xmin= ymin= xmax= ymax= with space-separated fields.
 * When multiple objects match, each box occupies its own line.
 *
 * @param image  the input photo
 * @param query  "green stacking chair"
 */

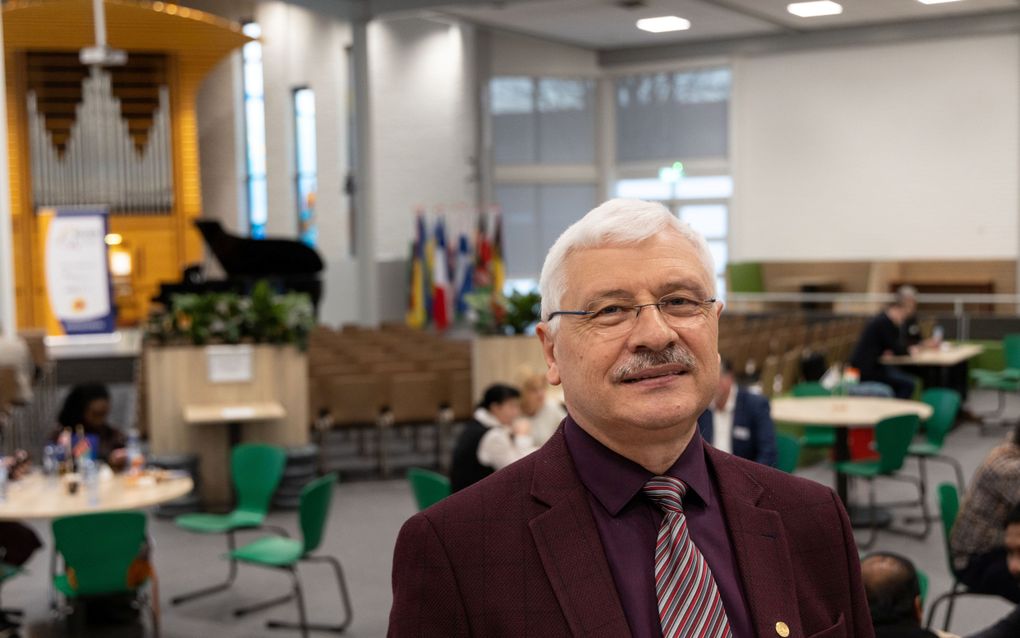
xmin=407 ymin=467 xmax=450 ymax=510
xmin=775 ymin=433 xmax=801 ymax=474
xmin=791 ymin=382 xmax=836 ymax=449
xmin=52 ymin=512 xmax=158 ymax=636
xmin=970 ymin=334 xmax=1020 ymax=434
xmin=171 ymin=443 xmax=287 ymax=606
xmin=908 ymin=389 xmax=964 ymax=495
xmin=834 ymin=413 xmax=924 ymax=549
xmin=925 ymin=484 xmax=998 ymax=632
xmin=227 ymin=473 xmax=352 ymax=637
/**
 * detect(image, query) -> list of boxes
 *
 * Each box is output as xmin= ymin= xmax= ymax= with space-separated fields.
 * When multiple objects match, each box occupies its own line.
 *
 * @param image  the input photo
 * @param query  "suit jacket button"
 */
xmin=775 ymin=621 xmax=790 ymax=637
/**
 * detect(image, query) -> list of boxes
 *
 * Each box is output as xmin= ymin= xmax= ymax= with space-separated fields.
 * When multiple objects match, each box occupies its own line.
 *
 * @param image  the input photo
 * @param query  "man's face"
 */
xmin=1005 ymin=522 xmax=1020 ymax=579
xmin=537 ymin=231 xmax=721 ymax=441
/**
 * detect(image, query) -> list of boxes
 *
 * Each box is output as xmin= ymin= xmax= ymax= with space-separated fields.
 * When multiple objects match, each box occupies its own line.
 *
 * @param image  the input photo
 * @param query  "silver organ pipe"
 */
xmin=27 ymin=67 xmax=174 ymax=213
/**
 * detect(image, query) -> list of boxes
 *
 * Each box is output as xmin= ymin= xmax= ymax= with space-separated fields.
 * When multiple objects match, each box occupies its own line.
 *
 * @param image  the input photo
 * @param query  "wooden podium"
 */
xmin=145 ymin=344 xmax=308 ymax=507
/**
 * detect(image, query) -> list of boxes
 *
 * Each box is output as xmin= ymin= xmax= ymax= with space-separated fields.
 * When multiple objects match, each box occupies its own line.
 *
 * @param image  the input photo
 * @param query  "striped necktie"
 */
xmin=643 ymin=476 xmax=732 ymax=638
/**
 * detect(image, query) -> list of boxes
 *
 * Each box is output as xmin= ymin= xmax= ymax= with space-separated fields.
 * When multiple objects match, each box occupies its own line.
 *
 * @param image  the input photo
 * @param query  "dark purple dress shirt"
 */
xmin=563 ymin=415 xmax=754 ymax=638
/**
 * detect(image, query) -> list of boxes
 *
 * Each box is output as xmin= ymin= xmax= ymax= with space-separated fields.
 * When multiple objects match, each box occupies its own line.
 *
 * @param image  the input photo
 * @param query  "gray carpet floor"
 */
xmin=5 ymin=389 xmax=1019 ymax=637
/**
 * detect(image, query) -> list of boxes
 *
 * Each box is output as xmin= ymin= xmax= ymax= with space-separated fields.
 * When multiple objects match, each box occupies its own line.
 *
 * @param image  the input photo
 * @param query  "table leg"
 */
xmin=227 ymin=422 xmax=241 ymax=506
xmin=834 ymin=426 xmax=850 ymax=505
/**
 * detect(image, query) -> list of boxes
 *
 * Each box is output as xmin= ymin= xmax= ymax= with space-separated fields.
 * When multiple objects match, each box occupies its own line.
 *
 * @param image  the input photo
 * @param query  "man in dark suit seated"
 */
xmin=389 ymin=198 xmax=873 ymax=637
xmin=698 ymin=359 xmax=777 ymax=467
xmin=850 ymin=292 xmax=919 ymax=399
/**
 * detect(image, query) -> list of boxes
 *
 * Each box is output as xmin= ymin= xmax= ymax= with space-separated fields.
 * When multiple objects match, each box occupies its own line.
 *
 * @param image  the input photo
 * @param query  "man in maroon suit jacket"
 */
xmin=389 ymin=199 xmax=872 ymax=638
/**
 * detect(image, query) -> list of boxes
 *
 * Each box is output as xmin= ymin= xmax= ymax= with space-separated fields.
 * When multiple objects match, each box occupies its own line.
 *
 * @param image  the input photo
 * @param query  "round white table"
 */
xmin=0 ymin=471 xmax=193 ymax=520
xmin=771 ymin=396 xmax=932 ymax=524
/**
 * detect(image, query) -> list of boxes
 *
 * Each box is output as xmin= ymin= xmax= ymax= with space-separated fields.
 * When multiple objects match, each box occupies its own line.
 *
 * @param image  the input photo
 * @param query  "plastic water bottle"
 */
xmin=126 ymin=428 xmax=143 ymax=475
xmin=43 ymin=444 xmax=58 ymax=477
xmin=933 ymin=325 xmax=945 ymax=344
xmin=82 ymin=458 xmax=100 ymax=506
xmin=0 ymin=459 xmax=7 ymax=503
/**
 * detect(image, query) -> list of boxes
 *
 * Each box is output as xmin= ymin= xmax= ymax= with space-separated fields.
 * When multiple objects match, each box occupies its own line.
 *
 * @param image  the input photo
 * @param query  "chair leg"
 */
xmin=932 ymin=454 xmax=967 ymax=493
xmin=854 ymin=477 xmax=879 ymax=550
xmin=943 ymin=584 xmax=960 ymax=631
xmin=265 ymin=556 xmax=352 ymax=633
xmin=234 ymin=591 xmax=295 ymax=617
xmin=171 ymin=530 xmax=238 ymax=606
xmin=925 ymin=590 xmax=954 ymax=629
xmin=266 ymin=567 xmax=310 ymax=638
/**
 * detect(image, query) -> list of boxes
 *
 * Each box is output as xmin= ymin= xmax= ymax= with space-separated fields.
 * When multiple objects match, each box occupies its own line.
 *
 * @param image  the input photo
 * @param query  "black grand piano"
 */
xmin=154 ymin=220 xmax=324 ymax=312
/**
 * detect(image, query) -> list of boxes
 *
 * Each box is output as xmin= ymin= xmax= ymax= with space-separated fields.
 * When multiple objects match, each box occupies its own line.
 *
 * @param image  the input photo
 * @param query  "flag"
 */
xmin=490 ymin=209 xmax=506 ymax=299
xmin=455 ymin=233 xmax=473 ymax=319
xmin=405 ymin=212 xmax=427 ymax=328
xmin=474 ymin=211 xmax=491 ymax=287
xmin=432 ymin=218 xmax=452 ymax=331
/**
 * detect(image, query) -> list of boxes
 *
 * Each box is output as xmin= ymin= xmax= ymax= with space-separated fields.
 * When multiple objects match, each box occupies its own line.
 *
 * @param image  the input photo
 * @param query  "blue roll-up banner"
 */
xmin=41 ymin=207 xmax=116 ymax=335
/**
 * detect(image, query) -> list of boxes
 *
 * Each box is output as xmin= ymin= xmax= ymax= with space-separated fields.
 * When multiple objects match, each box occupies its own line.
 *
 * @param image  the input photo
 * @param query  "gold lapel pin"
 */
xmin=775 ymin=621 xmax=791 ymax=637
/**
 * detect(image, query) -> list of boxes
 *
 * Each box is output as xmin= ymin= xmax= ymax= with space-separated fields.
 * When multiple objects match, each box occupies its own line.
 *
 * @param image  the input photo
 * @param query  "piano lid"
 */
xmin=194 ymin=220 xmax=324 ymax=278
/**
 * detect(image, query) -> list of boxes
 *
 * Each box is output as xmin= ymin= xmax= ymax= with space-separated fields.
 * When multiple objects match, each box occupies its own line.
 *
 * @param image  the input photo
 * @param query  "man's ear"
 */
xmin=536 ymin=322 xmax=561 ymax=386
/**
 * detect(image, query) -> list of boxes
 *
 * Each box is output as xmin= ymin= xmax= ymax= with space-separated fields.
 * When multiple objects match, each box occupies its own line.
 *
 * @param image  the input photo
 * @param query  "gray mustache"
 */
xmin=612 ymin=346 xmax=698 ymax=382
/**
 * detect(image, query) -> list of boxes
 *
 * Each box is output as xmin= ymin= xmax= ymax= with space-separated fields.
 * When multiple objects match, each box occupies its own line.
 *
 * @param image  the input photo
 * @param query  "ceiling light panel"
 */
xmin=636 ymin=16 xmax=691 ymax=33
xmin=787 ymin=1 xmax=844 ymax=17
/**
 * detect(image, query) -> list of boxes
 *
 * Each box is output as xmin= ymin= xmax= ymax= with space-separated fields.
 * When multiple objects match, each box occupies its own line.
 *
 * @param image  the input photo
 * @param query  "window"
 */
xmin=490 ymin=77 xmax=596 ymax=165
xmin=241 ymin=22 xmax=268 ymax=239
xmin=293 ymin=87 xmax=318 ymax=247
xmin=496 ymin=183 xmax=598 ymax=283
xmin=614 ymin=176 xmax=732 ymax=297
xmin=489 ymin=75 xmax=600 ymax=293
xmin=615 ymin=68 xmax=731 ymax=163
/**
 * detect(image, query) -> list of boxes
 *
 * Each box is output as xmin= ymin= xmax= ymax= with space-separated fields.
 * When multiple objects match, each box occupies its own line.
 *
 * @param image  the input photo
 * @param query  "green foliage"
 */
xmin=466 ymin=288 xmax=541 ymax=335
xmin=145 ymin=280 xmax=314 ymax=349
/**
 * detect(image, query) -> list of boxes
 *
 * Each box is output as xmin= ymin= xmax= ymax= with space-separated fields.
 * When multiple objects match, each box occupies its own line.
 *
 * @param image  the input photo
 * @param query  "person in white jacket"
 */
xmin=449 ymin=383 xmax=535 ymax=492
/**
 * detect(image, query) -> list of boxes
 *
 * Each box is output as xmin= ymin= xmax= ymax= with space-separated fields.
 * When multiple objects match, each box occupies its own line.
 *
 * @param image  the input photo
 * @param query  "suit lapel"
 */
xmin=708 ymin=447 xmax=804 ymax=637
xmin=529 ymin=432 xmax=631 ymax=638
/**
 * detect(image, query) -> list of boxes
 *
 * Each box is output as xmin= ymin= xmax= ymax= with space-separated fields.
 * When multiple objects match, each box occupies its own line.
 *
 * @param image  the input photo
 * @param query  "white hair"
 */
xmin=538 ymin=198 xmax=716 ymax=325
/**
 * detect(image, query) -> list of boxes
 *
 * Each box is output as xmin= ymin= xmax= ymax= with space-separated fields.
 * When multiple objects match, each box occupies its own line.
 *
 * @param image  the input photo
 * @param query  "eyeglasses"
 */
xmin=547 ymin=294 xmax=717 ymax=332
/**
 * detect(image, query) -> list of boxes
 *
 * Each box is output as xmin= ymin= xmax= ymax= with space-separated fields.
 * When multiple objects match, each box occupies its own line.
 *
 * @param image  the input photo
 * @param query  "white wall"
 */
xmin=193 ymin=0 xmax=359 ymax=324
xmin=731 ymin=34 xmax=1020 ymax=262
xmin=368 ymin=17 xmax=477 ymax=261
xmin=490 ymin=30 xmax=599 ymax=77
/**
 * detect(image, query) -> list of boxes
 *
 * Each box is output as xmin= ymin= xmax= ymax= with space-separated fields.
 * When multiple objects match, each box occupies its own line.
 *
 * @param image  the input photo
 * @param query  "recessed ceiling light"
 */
xmin=636 ymin=16 xmax=691 ymax=33
xmin=787 ymin=1 xmax=843 ymax=17
xmin=916 ymin=0 xmax=966 ymax=4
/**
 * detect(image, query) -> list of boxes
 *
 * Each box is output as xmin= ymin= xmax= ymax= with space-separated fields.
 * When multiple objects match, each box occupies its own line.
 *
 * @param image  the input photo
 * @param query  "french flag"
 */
xmin=432 ymin=218 xmax=452 ymax=331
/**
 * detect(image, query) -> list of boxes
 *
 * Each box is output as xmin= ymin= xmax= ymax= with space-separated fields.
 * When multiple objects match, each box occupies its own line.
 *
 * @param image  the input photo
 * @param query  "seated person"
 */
xmin=516 ymin=367 xmax=566 ymax=446
xmin=967 ymin=504 xmax=1020 ymax=638
xmin=951 ymin=424 xmax=1020 ymax=604
xmin=697 ymin=359 xmax=777 ymax=467
xmin=861 ymin=552 xmax=958 ymax=638
xmin=849 ymin=291 xmax=919 ymax=399
xmin=50 ymin=384 xmax=127 ymax=468
xmin=0 ymin=335 xmax=34 ymax=408
xmin=449 ymin=384 xmax=533 ymax=493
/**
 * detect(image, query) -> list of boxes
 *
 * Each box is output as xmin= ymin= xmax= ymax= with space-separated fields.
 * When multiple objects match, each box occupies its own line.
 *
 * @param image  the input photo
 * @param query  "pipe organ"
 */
xmin=4 ymin=0 xmax=249 ymax=329
xmin=28 ymin=60 xmax=174 ymax=213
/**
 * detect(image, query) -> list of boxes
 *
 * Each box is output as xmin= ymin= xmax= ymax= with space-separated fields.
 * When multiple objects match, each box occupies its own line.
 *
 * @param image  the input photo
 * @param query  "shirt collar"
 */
xmin=563 ymin=414 xmax=713 ymax=516
xmin=473 ymin=407 xmax=502 ymax=429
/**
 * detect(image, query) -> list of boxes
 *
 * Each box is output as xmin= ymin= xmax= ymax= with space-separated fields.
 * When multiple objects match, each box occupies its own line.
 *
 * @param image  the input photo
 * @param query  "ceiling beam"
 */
xmin=695 ymin=0 xmax=801 ymax=33
xmin=599 ymin=8 xmax=1020 ymax=66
